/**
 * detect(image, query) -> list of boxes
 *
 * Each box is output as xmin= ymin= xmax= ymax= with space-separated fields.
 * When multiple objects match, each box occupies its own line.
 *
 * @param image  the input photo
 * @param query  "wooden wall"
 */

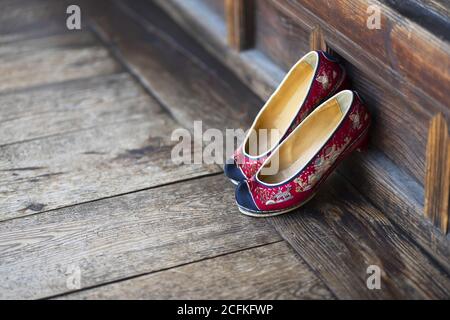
xmin=154 ymin=0 xmax=450 ymax=239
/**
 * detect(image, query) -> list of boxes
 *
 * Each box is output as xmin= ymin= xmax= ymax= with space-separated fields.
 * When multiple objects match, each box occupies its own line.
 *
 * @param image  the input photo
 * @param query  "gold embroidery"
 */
xmin=265 ymin=186 xmax=293 ymax=205
xmin=294 ymin=137 xmax=351 ymax=193
xmin=316 ymin=74 xmax=330 ymax=90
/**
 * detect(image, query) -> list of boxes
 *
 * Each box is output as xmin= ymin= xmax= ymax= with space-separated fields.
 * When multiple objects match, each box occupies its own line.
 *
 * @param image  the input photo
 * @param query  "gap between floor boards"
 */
xmin=42 ymin=240 xmax=286 ymax=300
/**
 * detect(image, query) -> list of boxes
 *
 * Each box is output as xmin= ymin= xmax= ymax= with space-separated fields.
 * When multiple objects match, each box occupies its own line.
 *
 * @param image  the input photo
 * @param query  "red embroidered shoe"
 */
xmin=235 ymin=90 xmax=371 ymax=217
xmin=225 ymin=51 xmax=349 ymax=185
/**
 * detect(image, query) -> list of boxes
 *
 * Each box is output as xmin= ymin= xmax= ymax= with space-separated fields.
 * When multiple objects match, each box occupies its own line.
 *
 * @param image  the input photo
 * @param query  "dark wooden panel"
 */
xmin=159 ymin=0 xmax=450 ymax=186
xmin=229 ymin=0 xmax=450 ymax=185
xmin=254 ymin=0 xmax=310 ymax=70
xmin=343 ymin=62 xmax=429 ymax=183
xmin=57 ymin=242 xmax=334 ymax=300
xmin=381 ymin=0 xmax=450 ymax=42
xmin=250 ymin=0 xmax=450 ymax=185
xmin=268 ymin=173 xmax=450 ymax=299
xmin=0 ymin=176 xmax=282 ymax=299
xmin=277 ymin=0 xmax=450 ymax=115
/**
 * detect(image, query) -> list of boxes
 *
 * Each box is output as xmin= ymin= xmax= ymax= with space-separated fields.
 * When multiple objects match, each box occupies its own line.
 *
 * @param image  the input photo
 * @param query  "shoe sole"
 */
xmin=236 ymin=192 xmax=316 ymax=218
xmin=230 ymin=179 xmax=239 ymax=186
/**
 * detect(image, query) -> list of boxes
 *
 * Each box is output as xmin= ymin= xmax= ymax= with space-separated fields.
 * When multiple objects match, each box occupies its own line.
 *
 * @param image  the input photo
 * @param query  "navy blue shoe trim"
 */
xmin=224 ymin=161 xmax=246 ymax=183
xmin=235 ymin=181 xmax=259 ymax=212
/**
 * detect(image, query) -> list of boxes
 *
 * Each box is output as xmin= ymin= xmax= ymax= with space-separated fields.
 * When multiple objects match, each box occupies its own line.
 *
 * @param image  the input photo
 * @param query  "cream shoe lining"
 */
xmin=259 ymin=91 xmax=353 ymax=185
xmin=245 ymin=53 xmax=317 ymax=157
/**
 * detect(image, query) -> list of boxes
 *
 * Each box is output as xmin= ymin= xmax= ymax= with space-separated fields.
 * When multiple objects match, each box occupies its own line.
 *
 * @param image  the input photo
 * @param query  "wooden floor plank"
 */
xmin=0 ymin=72 xmax=219 ymax=221
xmin=0 ymin=32 xmax=120 ymax=94
xmin=87 ymin=0 xmax=261 ymax=134
xmin=58 ymin=242 xmax=334 ymax=300
xmin=339 ymin=149 xmax=450 ymax=271
xmin=0 ymin=176 xmax=281 ymax=299
xmin=0 ymin=117 xmax=218 ymax=221
xmin=0 ymin=73 xmax=160 ymax=146
xmin=267 ymin=173 xmax=450 ymax=299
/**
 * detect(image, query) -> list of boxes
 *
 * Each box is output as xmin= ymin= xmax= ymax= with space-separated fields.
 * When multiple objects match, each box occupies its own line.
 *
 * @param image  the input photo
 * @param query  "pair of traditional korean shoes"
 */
xmin=225 ymin=51 xmax=371 ymax=217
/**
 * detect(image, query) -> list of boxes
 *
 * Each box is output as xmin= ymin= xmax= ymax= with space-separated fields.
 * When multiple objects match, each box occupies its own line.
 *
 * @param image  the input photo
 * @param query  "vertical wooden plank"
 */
xmin=424 ymin=113 xmax=450 ymax=234
xmin=310 ymin=25 xmax=327 ymax=52
xmin=225 ymin=0 xmax=253 ymax=50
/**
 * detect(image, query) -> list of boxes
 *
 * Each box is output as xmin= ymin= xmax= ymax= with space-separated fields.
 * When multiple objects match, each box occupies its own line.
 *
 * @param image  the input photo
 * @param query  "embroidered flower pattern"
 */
xmin=255 ymin=186 xmax=276 ymax=204
xmin=316 ymin=74 xmax=330 ymax=90
xmin=350 ymin=113 xmax=361 ymax=130
xmin=294 ymin=137 xmax=351 ymax=193
xmin=294 ymin=176 xmax=311 ymax=192
xmin=265 ymin=186 xmax=293 ymax=205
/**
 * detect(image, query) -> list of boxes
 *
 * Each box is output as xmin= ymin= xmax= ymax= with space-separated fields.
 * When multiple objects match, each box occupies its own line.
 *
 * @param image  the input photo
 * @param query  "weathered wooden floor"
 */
xmin=0 ymin=0 xmax=448 ymax=299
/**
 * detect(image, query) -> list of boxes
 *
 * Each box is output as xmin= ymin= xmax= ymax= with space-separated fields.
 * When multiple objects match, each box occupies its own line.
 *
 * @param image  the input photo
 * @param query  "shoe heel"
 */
xmin=335 ymin=74 xmax=351 ymax=93
xmin=355 ymin=131 xmax=369 ymax=153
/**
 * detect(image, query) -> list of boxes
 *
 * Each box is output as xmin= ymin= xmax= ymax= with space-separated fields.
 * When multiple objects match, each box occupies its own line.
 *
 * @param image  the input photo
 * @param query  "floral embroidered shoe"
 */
xmin=224 ymin=50 xmax=349 ymax=185
xmin=235 ymin=90 xmax=371 ymax=217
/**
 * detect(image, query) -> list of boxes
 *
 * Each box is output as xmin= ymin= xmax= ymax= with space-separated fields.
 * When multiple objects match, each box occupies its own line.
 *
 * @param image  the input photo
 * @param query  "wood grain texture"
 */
xmin=310 ymin=26 xmax=327 ymax=52
xmin=267 ymin=173 xmax=450 ymax=299
xmin=0 ymin=32 xmax=120 ymax=94
xmin=252 ymin=0 xmax=449 ymax=185
xmin=153 ymin=0 xmax=450 ymax=265
xmin=153 ymin=0 xmax=282 ymax=100
xmin=254 ymin=0 xmax=311 ymax=70
xmin=158 ymin=0 xmax=450 ymax=116
xmin=0 ymin=73 xmax=150 ymax=146
xmin=58 ymin=241 xmax=334 ymax=300
xmin=225 ymin=0 xmax=253 ymax=51
xmin=339 ymin=149 xmax=450 ymax=271
xmin=0 ymin=78 xmax=218 ymax=221
xmin=382 ymin=0 xmax=450 ymax=42
xmin=0 ymin=176 xmax=281 ymax=299
xmin=342 ymin=62 xmax=430 ymax=184
xmin=278 ymin=0 xmax=450 ymax=110
xmin=88 ymin=0 xmax=261 ymax=135
xmin=152 ymin=0 xmax=450 ymax=295
xmin=156 ymin=0 xmax=450 ymax=186
xmin=425 ymin=114 xmax=450 ymax=234
xmin=0 ymin=0 xmax=70 ymax=44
